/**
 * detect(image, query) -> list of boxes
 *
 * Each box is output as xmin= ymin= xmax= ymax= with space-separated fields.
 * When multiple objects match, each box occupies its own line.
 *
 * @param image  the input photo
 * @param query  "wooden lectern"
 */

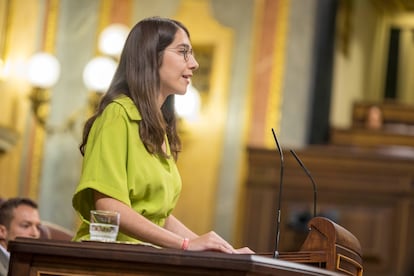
xmin=8 ymin=237 xmax=345 ymax=276
xmin=278 ymin=216 xmax=363 ymax=276
xmin=7 ymin=216 xmax=362 ymax=276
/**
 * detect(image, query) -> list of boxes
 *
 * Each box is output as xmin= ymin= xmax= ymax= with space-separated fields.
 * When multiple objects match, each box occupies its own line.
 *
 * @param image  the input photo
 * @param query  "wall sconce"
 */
xmin=98 ymin=23 xmax=129 ymax=58
xmin=81 ymin=24 xmax=128 ymax=112
xmin=0 ymin=126 xmax=19 ymax=153
xmin=175 ymin=82 xmax=201 ymax=122
xmin=26 ymin=52 xmax=61 ymax=126
xmin=83 ymin=56 xmax=117 ymax=111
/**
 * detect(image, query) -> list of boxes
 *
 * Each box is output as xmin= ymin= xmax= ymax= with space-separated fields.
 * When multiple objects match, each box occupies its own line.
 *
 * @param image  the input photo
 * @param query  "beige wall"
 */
xmin=331 ymin=0 xmax=381 ymax=128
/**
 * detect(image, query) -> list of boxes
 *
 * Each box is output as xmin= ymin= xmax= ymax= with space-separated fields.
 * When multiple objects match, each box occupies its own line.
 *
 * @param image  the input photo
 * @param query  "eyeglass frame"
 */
xmin=164 ymin=44 xmax=195 ymax=62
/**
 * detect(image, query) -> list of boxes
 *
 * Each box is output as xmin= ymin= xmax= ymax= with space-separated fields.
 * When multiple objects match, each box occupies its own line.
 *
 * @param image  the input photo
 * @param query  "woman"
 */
xmin=72 ymin=16 xmax=252 ymax=254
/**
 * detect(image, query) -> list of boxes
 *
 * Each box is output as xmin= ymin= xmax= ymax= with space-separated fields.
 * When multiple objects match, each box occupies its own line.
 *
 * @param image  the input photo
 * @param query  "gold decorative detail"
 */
xmin=336 ymin=253 xmax=363 ymax=276
xmin=265 ymin=0 xmax=290 ymax=148
xmin=0 ymin=126 xmax=19 ymax=153
xmin=37 ymin=270 xmax=92 ymax=276
xmin=0 ymin=0 xmax=11 ymax=61
xmin=96 ymin=0 xmax=113 ymax=54
xmin=43 ymin=0 xmax=59 ymax=53
xmin=29 ymin=87 xmax=51 ymax=126
xmin=29 ymin=0 xmax=60 ymax=199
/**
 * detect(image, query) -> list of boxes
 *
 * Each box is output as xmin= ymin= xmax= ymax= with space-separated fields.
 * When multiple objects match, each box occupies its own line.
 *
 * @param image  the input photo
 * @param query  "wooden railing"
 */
xmin=351 ymin=101 xmax=414 ymax=128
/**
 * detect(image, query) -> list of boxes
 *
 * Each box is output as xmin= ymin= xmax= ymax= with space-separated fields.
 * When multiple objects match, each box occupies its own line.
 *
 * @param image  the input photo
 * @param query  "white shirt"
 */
xmin=0 ymin=246 xmax=8 ymax=259
xmin=0 ymin=244 xmax=9 ymax=276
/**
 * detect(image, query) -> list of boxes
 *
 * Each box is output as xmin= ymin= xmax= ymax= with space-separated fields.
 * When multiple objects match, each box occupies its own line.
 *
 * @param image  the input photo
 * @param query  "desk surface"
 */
xmin=8 ymin=238 xmax=342 ymax=276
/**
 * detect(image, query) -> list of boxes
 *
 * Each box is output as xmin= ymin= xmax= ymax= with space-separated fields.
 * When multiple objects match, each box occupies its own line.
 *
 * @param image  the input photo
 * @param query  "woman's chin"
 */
xmin=174 ymin=89 xmax=187 ymax=95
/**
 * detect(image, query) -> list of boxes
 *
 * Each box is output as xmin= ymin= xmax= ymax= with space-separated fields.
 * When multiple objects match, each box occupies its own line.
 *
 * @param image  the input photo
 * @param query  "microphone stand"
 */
xmin=290 ymin=149 xmax=317 ymax=218
xmin=271 ymin=128 xmax=284 ymax=258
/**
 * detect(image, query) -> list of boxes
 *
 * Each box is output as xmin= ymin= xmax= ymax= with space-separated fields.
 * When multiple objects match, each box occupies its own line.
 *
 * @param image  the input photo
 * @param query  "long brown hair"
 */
xmin=80 ymin=17 xmax=189 ymax=160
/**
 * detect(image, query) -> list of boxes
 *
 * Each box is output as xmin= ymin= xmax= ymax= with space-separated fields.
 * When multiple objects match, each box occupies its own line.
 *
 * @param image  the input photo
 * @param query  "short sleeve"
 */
xmin=72 ymin=102 xmax=132 ymax=221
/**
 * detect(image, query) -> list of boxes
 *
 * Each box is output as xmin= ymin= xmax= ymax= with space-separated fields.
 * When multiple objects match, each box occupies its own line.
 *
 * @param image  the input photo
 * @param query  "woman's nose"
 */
xmin=188 ymin=55 xmax=199 ymax=71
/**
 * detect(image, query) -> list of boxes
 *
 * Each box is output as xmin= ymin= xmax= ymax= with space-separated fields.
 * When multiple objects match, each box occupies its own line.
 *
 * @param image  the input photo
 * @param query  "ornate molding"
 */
xmin=0 ymin=126 xmax=18 ymax=153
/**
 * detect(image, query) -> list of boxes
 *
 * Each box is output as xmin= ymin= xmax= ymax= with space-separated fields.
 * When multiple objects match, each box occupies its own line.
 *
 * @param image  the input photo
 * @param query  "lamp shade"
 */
xmin=83 ymin=56 xmax=117 ymax=92
xmin=27 ymin=52 xmax=60 ymax=89
xmin=98 ymin=24 xmax=129 ymax=57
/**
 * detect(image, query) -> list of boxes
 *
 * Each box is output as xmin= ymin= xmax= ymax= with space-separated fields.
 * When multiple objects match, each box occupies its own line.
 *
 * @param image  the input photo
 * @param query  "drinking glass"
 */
xmin=89 ymin=210 xmax=120 ymax=242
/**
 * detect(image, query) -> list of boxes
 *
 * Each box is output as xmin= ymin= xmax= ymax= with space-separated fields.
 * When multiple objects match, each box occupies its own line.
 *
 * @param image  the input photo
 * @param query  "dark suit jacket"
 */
xmin=0 ymin=247 xmax=8 ymax=276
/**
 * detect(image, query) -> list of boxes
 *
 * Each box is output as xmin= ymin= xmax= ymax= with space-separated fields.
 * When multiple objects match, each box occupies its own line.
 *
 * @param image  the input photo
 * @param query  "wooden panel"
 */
xmin=242 ymin=146 xmax=414 ymax=276
xmin=352 ymin=101 xmax=414 ymax=127
xmin=330 ymin=128 xmax=414 ymax=147
xmin=243 ymin=186 xmax=277 ymax=252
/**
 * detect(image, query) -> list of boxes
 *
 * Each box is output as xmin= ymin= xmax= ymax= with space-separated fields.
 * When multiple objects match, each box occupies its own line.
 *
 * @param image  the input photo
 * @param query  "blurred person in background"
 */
xmin=0 ymin=197 xmax=41 ymax=276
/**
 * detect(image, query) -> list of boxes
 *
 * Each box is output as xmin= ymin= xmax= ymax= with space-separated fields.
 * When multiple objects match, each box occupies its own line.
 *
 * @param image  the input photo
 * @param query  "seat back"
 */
xmin=39 ymin=221 xmax=74 ymax=241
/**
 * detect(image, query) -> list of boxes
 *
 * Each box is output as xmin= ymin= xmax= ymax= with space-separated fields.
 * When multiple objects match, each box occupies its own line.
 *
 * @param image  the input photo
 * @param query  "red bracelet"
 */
xmin=181 ymin=238 xmax=189 ymax=250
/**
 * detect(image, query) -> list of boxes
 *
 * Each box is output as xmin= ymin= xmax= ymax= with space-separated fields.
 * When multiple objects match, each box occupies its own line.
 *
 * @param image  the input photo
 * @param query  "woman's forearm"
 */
xmin=94 ymin=193 xmax=185 ymax=249
xmin=163 ymin=214 xmax=198 ymax=239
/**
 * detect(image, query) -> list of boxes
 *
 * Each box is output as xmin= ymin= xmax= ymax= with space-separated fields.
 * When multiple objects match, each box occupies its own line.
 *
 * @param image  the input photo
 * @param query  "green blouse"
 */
xmin=72 ymin=96 xmax=182 ymax=243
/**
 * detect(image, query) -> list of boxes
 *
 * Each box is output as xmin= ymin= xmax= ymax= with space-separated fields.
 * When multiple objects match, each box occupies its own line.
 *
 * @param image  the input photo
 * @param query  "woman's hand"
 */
xmin=234 ymin=247 xmax=255 ymax=254
xmin=185 ymin=231 xmax=254 ymax=254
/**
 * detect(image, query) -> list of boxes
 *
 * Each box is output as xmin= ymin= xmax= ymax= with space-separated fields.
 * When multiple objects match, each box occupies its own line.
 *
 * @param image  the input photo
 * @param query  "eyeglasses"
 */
xmin=165 ymin=46 xmax=194 ymax=62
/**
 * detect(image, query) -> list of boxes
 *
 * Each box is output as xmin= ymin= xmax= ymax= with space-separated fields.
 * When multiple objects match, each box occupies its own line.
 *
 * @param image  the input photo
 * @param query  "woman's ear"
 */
xmin=0 ymin=224 xmax=8 ymax=245
xmin=0 ymin=224 xmax=7 ymax=237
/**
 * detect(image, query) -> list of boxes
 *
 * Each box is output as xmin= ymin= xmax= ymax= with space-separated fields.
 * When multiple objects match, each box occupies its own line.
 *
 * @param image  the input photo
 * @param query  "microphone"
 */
xmin=289 ymin=149 xmax=317 ymax=218
xmin=271 ymin=128 xmax=284 ymax=259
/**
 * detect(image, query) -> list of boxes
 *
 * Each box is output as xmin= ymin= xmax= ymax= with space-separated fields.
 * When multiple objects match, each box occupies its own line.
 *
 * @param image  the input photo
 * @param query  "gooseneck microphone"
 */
xmin=271 ymin=128 xmax=284 ymax=259
xmin=290 ymin=149 xmax=317 ymax=218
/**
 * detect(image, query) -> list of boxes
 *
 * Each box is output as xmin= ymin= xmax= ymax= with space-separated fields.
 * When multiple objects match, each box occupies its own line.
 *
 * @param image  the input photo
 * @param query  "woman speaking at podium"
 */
xmin=72 ymin=16 xmax=252 ymax=254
